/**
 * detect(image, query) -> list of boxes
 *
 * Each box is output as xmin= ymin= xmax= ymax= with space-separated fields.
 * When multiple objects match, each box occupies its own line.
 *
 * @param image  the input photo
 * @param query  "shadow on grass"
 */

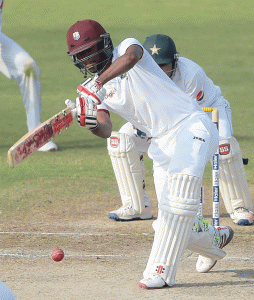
xmin=174 ymin=278 xmax=254 ymax=288
xmin=57 ymin=138 xmax=107 ymax=150
xmin=1 ymin=138 xmax=107 ymax=151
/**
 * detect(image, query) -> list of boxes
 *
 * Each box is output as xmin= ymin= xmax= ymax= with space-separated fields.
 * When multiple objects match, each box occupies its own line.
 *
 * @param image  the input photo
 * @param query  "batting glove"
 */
xmin=77 ymin=74 xmax=106 ymax=105
xmin=76 ymin=97 xmax=98 ymax=129
xmin=65 ymin=99 xmax=77 ymax=118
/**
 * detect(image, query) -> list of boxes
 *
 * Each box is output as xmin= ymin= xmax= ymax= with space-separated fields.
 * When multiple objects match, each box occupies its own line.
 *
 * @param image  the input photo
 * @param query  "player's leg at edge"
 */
xmin=138 ymin=174 xmax=230 ymax=289
xmin=194 ymin=217 xmax=234 ymax=273
xmin=196 ymin=137 xmax=253 ymax=271
xmin=15 ymin=50 xmax=58 ymax=152
xmin=107 ymin=131 xmax=153 ymax=221
xmin=152 ymin=215 xmax=234 ymax=274
xmin=219 ymin=137 xmax=254 ymax=225
xmin=140 ymin=212 xmax=234 ymax=288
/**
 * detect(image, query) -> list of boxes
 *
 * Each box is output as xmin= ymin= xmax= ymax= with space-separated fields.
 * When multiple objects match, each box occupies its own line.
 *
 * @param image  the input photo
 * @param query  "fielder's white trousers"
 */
xmin=0 ymin=31 xmax=42 ymax=131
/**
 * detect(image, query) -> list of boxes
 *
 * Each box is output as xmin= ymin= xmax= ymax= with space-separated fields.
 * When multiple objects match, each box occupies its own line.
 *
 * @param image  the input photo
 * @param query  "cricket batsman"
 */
xmin=65 ymin=19 xmax=234 ymax=289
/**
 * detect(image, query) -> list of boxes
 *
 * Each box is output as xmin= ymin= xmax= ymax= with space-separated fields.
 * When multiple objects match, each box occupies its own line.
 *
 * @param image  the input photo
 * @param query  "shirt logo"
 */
xmin=150 ymin=44 xmax=161 ymax=55
xmin=193 ymin=136 xmax=205 ymax=142
xmin=105 ymin=87 xmax=117 ymax=99
xmin=219 ymin=144 xmax=230 ymax=155
xmin=73 ymin=32 xmax=80 ymax=40
xmin=196 ymin=91 xmax=204 ymax=102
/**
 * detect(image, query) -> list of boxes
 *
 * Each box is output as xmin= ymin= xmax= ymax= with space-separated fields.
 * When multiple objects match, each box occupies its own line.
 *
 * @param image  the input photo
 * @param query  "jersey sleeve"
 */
xmin=116 ymin=38 xmax=143 ymax=57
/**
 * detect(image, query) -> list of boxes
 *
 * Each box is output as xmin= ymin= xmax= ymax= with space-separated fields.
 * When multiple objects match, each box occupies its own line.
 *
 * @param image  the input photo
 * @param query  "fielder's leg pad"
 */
xmin=107 ymin=131 xmax=145 ymax=214
xmin=219 ymin=137 xmax=253 ymax=213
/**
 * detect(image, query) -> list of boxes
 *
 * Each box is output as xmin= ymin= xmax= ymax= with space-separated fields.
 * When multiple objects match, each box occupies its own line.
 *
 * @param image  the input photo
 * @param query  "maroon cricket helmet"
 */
xmin=66 ymin=19 xmax=113 ymax=76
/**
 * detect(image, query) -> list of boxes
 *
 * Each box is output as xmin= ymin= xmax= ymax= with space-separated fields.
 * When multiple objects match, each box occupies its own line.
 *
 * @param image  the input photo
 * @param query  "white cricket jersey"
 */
xmin=99 ymin=38 xmax=203 ymax=138
xmin=173 ymin=57 xmax=222 ymax=107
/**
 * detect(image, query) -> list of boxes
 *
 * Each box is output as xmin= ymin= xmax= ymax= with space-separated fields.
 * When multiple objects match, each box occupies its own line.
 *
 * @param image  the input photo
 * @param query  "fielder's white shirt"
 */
xmin=99 ymin=38 xmax=203 ymax=138
xmin=173 ymin=57 xmax=223 ymax=107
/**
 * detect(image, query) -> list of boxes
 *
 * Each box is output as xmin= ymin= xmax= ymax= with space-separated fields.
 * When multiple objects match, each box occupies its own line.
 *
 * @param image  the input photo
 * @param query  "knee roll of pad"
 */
xmin=159 ymin=174 xmax=202 ymax=216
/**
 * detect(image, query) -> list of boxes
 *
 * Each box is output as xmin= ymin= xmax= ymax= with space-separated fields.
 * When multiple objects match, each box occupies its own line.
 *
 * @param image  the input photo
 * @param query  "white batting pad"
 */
xmin=219 ymin=137 xmax=253 ymax=213
xmin=159 ymin=174 xmax=202 ymax=216
xmin=143 ymin=174 xmax=201 ymax=286
xmin=107 ymin=131 xmax=145 ymax=214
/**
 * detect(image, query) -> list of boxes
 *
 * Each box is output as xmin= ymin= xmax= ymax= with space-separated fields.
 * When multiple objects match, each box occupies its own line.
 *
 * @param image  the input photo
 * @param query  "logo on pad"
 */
xmin=110 ymin=137 xmax=119 ymax=148
xmin=156 ymin=265 xmax=165 ymax=274
xmin=219 ymin=144 xmax=230 ymax=155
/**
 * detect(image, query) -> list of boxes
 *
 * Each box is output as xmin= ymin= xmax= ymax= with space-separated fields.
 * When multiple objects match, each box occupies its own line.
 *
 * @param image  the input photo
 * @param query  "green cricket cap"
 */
xmin=143 ymin=34 xmax=177 ymax=65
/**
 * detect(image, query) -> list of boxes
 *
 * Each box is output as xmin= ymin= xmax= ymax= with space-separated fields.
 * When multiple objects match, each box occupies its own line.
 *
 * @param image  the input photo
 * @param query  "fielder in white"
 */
xmin=65 ymin=19 xmax=234 ymax=289
xmin=108 ymin=33 xmax=254 ymax=227
xmin=0 ymin=0 xmax=57 ymax=151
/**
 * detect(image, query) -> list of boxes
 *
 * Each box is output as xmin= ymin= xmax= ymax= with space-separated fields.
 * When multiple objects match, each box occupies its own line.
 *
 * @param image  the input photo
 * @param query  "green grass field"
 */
xmin=1 ymin=0 xmax=254 ymax=221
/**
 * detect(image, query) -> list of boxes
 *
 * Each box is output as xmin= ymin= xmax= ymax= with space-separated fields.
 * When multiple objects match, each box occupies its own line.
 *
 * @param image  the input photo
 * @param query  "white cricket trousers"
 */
xmin=149 ymin=111 xmax=219 ymax=205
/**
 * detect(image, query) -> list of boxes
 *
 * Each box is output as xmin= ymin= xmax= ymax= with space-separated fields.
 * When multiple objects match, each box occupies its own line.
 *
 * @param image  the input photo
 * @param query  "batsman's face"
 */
xmin=159 ymin=63 xmax=173 ymax=78
xmin=77 ymin=44 xmax=102 ymax=73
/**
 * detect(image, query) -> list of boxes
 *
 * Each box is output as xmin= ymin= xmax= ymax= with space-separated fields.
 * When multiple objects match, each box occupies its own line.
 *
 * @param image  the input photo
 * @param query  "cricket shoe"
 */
xmin=196 ymin=225 xmax=234 ymax=273
xmin=108 ymin=205 xmax=153 ymax=221
xmin=38 ymin=141 xmax=58 ymax=152
xmin=230 ymin=207 xmax=254 ymax=226
xmin=138 ymin=274 xmax=168 ymax=289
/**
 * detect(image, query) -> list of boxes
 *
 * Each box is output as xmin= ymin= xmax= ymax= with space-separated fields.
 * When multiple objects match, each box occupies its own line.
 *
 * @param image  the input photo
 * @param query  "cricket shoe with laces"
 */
xmin=230 ymin=207 xmax=254 ymax=226
xmin=138 ymin=274 xmax=168 ymax=289
xmin=108 ymin=205 xmax=153 ymax=221
xmin=196 ymin=225 xmax=234 ymax=273
xmin=38 ymin=141 xmax=58 ymax=152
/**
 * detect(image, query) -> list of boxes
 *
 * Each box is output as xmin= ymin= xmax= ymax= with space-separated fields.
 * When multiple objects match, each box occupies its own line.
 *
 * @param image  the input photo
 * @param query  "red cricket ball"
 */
xmin=51 ymin=248 xmax=64 ymax=262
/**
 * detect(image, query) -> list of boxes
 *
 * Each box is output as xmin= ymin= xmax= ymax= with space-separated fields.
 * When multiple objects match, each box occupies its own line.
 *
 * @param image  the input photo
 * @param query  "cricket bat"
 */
xmin=7 ymin=107 xmax=73 ymax=168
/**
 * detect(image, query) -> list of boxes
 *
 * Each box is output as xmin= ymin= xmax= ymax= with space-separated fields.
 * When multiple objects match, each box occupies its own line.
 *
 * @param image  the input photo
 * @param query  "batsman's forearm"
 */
xmin=89 ymin=122 xmax=112 ymax=138
xmin=98 ymin=45 xmax=142 ymax=85
xmin=98 ymin=56 xmax=133 ymax=84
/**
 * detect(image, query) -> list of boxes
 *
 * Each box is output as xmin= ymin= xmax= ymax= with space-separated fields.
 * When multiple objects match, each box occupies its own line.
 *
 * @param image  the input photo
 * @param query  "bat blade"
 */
xmin=7 ymin=107 xmax=73 ymax=168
